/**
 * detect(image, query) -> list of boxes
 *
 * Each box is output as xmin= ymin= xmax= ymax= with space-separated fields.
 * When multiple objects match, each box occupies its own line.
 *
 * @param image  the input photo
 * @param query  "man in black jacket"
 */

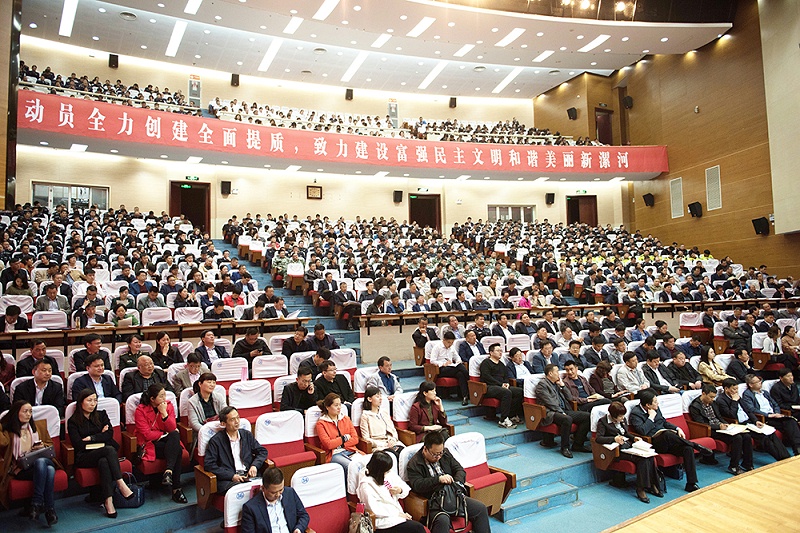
xmin=13 ymin=359 xmax=65 ymax=416
xmin=689 ymin=384 xmax=754 ymax=475
xmin=16 ymin=339 xmax=59 ymax=378
xmin=297 ymin=347 xmax=330 ymax=380
xmin=479 ymin=343 xmax=522 ymax=428
xmin=307 ymin=324 xmax=340 ymax=351
xmin=280 ymin=366 xmax=316 ymax=414
xmin=406 ymin=431 xmax=491 ymax=533
xmin=120 ymin=355 xmax=173 ymax=402
xmin=232 ymin=328 xmax=271 ymax=368
xmin=313 ymin=360 xmax=354 ymax=405
xmin=770 ymin=368 xmax=800 ymax=418
xmin=666 ymin=352 xmax=702 ymax=390
xmin=412 ymin=318 xmax=439 ymax=348
xmin=642 ymin=352 xmax=680 ymax=394
xmin=204 ymin=407 xmax=269 ymax=494
xmin=726 ymin=349 xmax=755 ymax=384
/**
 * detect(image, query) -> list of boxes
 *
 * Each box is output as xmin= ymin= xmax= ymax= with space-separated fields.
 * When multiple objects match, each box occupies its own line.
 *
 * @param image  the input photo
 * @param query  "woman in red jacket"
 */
xmin=315 ymin=393 xmax=362 ymax=483
xmin=134 ymin=383 xmax=187 ymax=503
xmin=408 ymin=381 xmax=450 ymax=443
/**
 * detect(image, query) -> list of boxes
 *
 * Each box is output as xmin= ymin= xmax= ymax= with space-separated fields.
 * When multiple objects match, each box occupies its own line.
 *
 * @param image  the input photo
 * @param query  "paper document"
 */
xmin=286 ymin=310 xmax=302 ymax=319
xmin=603 ymin=442 xmax=619 ymax=451
xmin=717 ymin=424 xmax=749 ymax=436
xmin=746 ymin=423 xmax=776 ymax=435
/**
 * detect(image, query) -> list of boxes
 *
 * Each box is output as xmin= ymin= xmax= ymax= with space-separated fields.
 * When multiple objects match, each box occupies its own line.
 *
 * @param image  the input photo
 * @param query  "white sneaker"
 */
xmin=499 ymin=418 xmax=517 ymax=429
xmin=511 ymin=416 xmax=522 ymax=425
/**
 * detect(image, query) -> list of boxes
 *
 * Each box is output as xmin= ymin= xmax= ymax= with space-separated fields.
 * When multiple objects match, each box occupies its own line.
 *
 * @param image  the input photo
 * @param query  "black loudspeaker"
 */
xmin=623 ymin=95 xmax=634 ymax=109
xmin=642 ymin=193 xmax=655 ymax=207
xmin=688 ymin=202 xmax=703 ymax=218
xmin=545 ymin=193 xmax=555 ymax=205
xmin=393 ymin=190 xmax=403 ymax=203
xmin=231 ymin=74 xmax=239 ymax=87
xmin=567 ymin=107 xmax=577 ymax=120
xmin=109 ymin=54 xmax=119 ymax=69
xmin=221 ymin=181 xmax=231 ymax=195
xmin=345 ymin=88 xmax=354 ymax=101
xmin=449 ymin=97 xmax=457 ymax=109
xmin=752 ymin=217 xmax=770 ymax=236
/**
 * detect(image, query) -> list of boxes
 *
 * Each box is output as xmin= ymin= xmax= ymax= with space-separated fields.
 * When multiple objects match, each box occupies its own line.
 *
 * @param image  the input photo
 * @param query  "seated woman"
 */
xmin=589 ymin=360 xmax=629 ymax=399
xmin=173 ymin=287 xmax=199 ymax=308
xmin=67 ymin=389 xmax=135 ymax=518
xmin=595 ymin=401 xmax=661 ymax=504
xmin=150 ymin=331 xmax=183 ymax=369
xmin=781 ymin=326 xmax=800 ymax=363
xmin=110 ymin=287 xmax=135 ymax=310
xmin=186 ymin=373 xmax=225 ymax=453
xmin=6 ymin=274 xmax=34 ymax=296
xmin=134 ymin=383 xmax=187 ymax=504
xmin=0 ymin=400 xmax=62 ymax=525
xmin=111 ymin=303 xmax=139 ymax=326
xmin=315 ymin=393 xmax=363 ymax=482
xmin=697 ymin=346 xmax=733 ymax=386
xmin=764 ymin=325 xmax=799 ymax=374
xmin=356 ymin=451 xmax=425 ymax=533
xmin=359 ymin=386 xmax=403 ymax=458
xmin=408 ymin=381 xmax=449 ymax=443
xmin=119 ymin=333 xmax=147 ymax=370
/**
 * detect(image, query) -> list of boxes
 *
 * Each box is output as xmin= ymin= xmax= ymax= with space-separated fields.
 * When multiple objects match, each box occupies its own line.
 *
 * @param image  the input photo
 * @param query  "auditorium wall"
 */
xmin=622 ymin=0 xmax=800 ymax=276
xmin=16 ymin=145 xmax=624 ymax=238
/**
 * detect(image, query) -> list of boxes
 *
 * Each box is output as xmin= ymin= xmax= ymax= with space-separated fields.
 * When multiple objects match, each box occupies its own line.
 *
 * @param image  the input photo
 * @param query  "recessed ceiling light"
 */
xmin=92 ymin=36 xmax=99 ymax=41
xmin=284 ymin=68 xmax=290 ymax=72
xmin=350 ymin=40 xmax=357 ymax=44
xmin=355 ymin=171 xmax=362 ymax=174
xmin=403 ymin=173 xmax=409 ymax=177
xmin=661 ymin=37 xmax=669 ymax=42
xmin=249 ymin=37 xmax=255 ymax=42
xmin=475 ymin=87 xmax=480 ymax=91
xmin=521 ymin=44 xmax=528 ymax=48
xmin=221 ymin=161 xmax=229 ymax=165
xmin=150 ymin=19 xmax=156 ymax=23
xmin=297 ymin=46 xmax=303 ymax=50
xmin=215 ymin=15 xmax=222 ymax=20
xmin=473 ymin=66 xmax=485 ymax=72
xmin=203 ymin=29 xmax=210 ymax=34
xmin=400 ymin=82 xmax=406 ymax=85
xmin=569 ymin=71 xmax=575 ymax=74
xmin=483 ymin=176 xmax=490 ymax=180
xmin=39 ymin=141 xmax=48 ymax=146
xmin=534 ymin=70 xmax=540 ymax=74
xmin=366 ymin=78 xmax=371 ymax=82
xmin=515 ymin=89 xmax=520 ymax=92
xmin=439 ymin=175 xmax=445 ymax=178
xmin=110 ymin=149 xmax=118 ymax=153
xmin=493 ymin=68 xmax=500 ymax=72
xmin=29 ymin=23 xmax=37 ymax=28
xmin=98 ymin=7 xmax=106 ymax=13
xmin=642 ymin=49 xmax=649 ymax=53
xmin=560 ymin=46 xmax=567 ymax=51
xmin=621 ymin=36 xmax=630 ymax=42
xmin=491 ymin=28 xmax=499 ymax=32
xmin=237 ymin=61 xmax=243 ymax=65
xmin=577 ymin=35 xmax=584 ymax=40
xmin=322 ymin=73 xmax=328 ymax=77
xmin=290 ymin=9 xmax=297 ymax=14
xmin=476 ymin=40 xmax=483 ymax=44
xmin=604 ymin=48 xmax=611 ymax=52
xmin=448 ymin=22 xmax=455 ymax=27
xmin=400 ymin=15 xmax=407 ymax=20
xmin=157 ymin=3 xmax=165 ymax=7
xmin=590 ymin=61 xmax=597 ymax=65
xmin=160 ymin=155 xmax=168 ymax=158
xmin=395 ymin=47 xmax=402 ymax=51
xmin=434 ymin=51 xmax=440 ymax=54
xmin=434 ymin=35 xmax=440 ymax=39
xmin=310 ymin=34 xmax=316 ymax=38
xmin=337 ymin=51 xmax=343 ymax=55
xmin=594 ymin=177 xmax=601 ymax=181
xmin=353 ymin=5 xmax=361 ymax=11
xmin=518 ymin=177 xmax=524 ymax=181
xmin=195 ymin=54 xmax=201 ymax=59
xmin=417 ymin=61 xmax=424 ymax=66
xmin=477 ymin=55 xmax=483 ymax=59
xmin=264 ymin=164 xmax=271 ymax=168
xmin=536 ymin=32 xmax=544 ymax=37
xmin=514 ymin=58 xmax=520 ymax=61
xmin=459 ymin=65 xmax=465 ymax=69
xmin=442 ymin=85 xmax=447 ymax=88
xmin=560 ymin=178 xmax=566 ymax=181
xmin=260 ymin=25 xmax=267 ymax=29
xmin=380 ymin=57 xmax=387 ymax=61
xmin=386 ymin=29 xmax=393 ymax=33
xmin=140 ymin=45 xmax=147 ymax=49
xmin=341 ymin=20 xmax=349 ymax=24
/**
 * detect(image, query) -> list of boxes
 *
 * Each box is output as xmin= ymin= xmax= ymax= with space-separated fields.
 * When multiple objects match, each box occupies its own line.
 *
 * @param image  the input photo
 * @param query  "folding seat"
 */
xmin=678 ymin=312 xmax=710 ymax=344
xmin=175 ymin=306 xmax=204 ymax=323
xmin=6 ymin=406 xmax=69 ymax=505
xmin=272 ymin=375 xmax=296 ymax=410
xmin=286 ymin=262 xmax=305 ymax=291
xmin=522 ymin=372 xmax=579 ymax=440
xmin=289 ymin=350 xmax=317 ymax=374
xmin=751 ymin=332 xmax=784 ymax=372
xmin=291 ymin=463 xmax=351 ymax=533
xmin=255 ymin=410 xmax=321 ymax=482
xmin=193 ymin=418 xmax=253 ymax=513
xmin=141 ymin=307 xmax=173 ymax=325
xmin=506 ymin=334 xmax=531 ymax=353
xmin=227 ymin=379 xmax=273 ymax=422
xmin=62 ymin=398 xmax=133 ymax=487
xmin=211 ymin=357 xmax=250 ymax=391
xmin=121 ymin=391 xmax=191 ymax=475
xmin=444 ymin=432 xmax=515 ymax=515
xmin=589 ymin=403 xmax=639 ymax=483
xmin=422 ymin=340 xmax=463 ymax=397
xmin=172 ymin=341 xmax=194 ymax=362
xmin=30 ymin=310 xmax=69 ymax=330
xmin=17 ymin=348 xmax=65 ymax=378
xmin=0 ymin=294 xmax=35 ymax=316
xmin=480 ymin=335 xmax=506 ymax=353
xmin=330 ymin=348 xmax=358 ymax=379
xmin=112 ymin=343 xmax=154 ymax=372
xmin=353 ymin=366 xmax=379 ymax=398
xmin=251 ymin=354 xmax=289 ymax=387
xmin=466 ymin=354 xmax=502 ymax=417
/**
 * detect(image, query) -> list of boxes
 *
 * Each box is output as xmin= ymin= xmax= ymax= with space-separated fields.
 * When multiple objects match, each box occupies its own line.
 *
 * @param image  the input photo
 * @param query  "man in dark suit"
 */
xmin=538 ymin=310 xmax=559 ymax=336
xmin=430 ymin=292 xmax=451 ymax=312
xmin=702 ymin=307 xmax=721 ymax=330
xmin=71 ymin=353 xmax=123 ymax=403
xmin=458 ymin=330 xmax=486 ymax=363
xmin=741 ymin=374 xmax=800 ymax=454
xmin=121 ymin=355 xmax=173 ymax=401
xmin=282 ymin=327 xmax=311 ymax=357
xmin=490 ymin=314 xmax=515 ymax=340
xmin=770 ymin=368 xmax=800 ymax=418
xmin=13 ymin=358 xmax=65 ymax=416
xmin=72 ymin=333 xmax=112 ymax=373
xmin=534 ymin=363 xmax=591 ymax=458
xmin=314 ymin=360 xmax=354 ymax=405
xmin=204 ymin=407 xmax=269 ymax=494
xmin=412 ymin=318 xmax=439 ymax=348
xmin=642 ymin=351 xmax=680 ymax=394
xmin=240 ymin=301 xmax=270 ymax=321
xmin=450 ymin=291 xmax=472 ymax=312
xmin=658 ymin=283 xmax=675 ymax=302
xmin=240 ymin=467 xmax=309 ymax=533
xmin=315 ymin=273 xmax=337 ymax=303
xmin=280 ymin=367 xmax=317 ymax=414
xmin=16 ymin=339 xmax=58 ymax=378
xmin=629 ymin=389 xmax=710 ymax=492
xmin=531 ymin=341 xmax=562 ymax=373
xmin=307 ymin=324 xmax=340 ymax=351
xmin=297 ymin=347 xmax=330 ymax=381
xmin=0 ymin=304 xmax=29 ymax=332
xmin=333 ymin=282 xmax=360 ymax=330
xmin=194 ymin=329 xmax=230 ymax=366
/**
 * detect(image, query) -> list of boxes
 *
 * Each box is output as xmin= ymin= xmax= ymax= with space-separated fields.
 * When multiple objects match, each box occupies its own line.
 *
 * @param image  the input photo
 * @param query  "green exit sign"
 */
xmin=575 ymin=189 xmax=587 ymax=194
xmin=185 ymin=176 xmax=199 ymax=181
xmin=180 ymin=184 xmax=192 ymax=189
xmin=409 ymin=195 xmax=417 ymax=199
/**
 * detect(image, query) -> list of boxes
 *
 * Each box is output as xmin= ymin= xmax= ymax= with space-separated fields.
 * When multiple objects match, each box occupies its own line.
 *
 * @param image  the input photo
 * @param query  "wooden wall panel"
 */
xmin=533 ymin=75 xmax=589 ymax=138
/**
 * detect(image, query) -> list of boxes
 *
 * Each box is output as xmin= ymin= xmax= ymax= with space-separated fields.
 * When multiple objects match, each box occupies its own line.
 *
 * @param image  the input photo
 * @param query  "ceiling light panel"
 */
xmin=312 ymin=0 xmax=341 ymax=21
xmin=371 ymin=34 xmax=391 ymax=48
xmin=406 ymin=17 xmax=436 ymax=38
xmin=492 ymin=67 xmax=523 ymax=94
xmin=341 ymin=51 xmax=369 ymax=82
xmin=453 ymin=44 xmax=474 ymax=57
xmin=258 ymin=38 xmax=284 ymax=71
xmin=184 ymin=0 xmax=203 ymax=15
xmin=283 ymin=17 xmax=304 ymax=35
xmin=532 ymin=50 xmax=554 ymax=62
xmin=418 ymin=60 xmax=448 ymax=90
xmin=165 ymin=20 xmax=188 ymax=57
xmin=578 ymin=34 xmax=611 ymax=52
xmin=58 ymin=0 xmax=79 ymax=37
xmin=495 ymin=28 xmax=525 ymax=48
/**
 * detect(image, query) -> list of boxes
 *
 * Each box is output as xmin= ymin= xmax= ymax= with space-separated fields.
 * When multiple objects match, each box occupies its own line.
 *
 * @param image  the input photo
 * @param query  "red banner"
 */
xmin=18 ymin=91 xmax=668 ymax=175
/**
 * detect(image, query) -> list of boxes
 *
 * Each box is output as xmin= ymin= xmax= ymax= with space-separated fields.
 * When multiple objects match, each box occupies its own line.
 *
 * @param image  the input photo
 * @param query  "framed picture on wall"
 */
xmin=307 ymin=185 xmax=322 ymax=200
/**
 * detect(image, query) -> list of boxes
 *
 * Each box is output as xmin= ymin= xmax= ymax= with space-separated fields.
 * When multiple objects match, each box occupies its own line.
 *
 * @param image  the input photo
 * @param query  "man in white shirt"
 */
xmin=430 ymin=331 xmax=470 ymax=405
xmin=616 ymin=351 xmax=651 ymax=393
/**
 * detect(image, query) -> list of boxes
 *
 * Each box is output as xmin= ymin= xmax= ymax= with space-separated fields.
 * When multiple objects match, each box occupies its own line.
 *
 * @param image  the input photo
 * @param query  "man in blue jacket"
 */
xmin=240 ymin=467 xmax=310 ymax=533
xmin=741 ymin=373 xmax=800 ymax=455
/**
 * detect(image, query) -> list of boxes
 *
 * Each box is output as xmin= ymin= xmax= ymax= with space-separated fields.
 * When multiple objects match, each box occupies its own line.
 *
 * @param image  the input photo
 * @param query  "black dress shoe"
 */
xmin=694 ymin=444 xmax=714 ymax=457
xmin=571 ymin=445 xmax=591 ymax=453
xmin=540 ymin=439 xmax=558 ymax=449
xmin=726 ymin=466 xmax=740 ymax=476
xmin=700 ymin=456 xmax=719 ymax=466
xmin=684 ymin=483 xmax=700 ymax=493
xmin=172 ymin=489 xmax=188 ymax=504
xmin=461 ymin=397 xmax=469 ymax=406
xmin=28 ymin=504 xmax=42 ymax=521
xmin=561 ymin=448 xmax=574 ymax=459
xmin=646 ymin=486 xmax=664 ymax=498
xmin=45 ymin=508 xmax=58 ymax=527
xmin=740 ymin=464 xmax=754 ymax=472
xmin=636 ymin=489 xmax=650 ymax=504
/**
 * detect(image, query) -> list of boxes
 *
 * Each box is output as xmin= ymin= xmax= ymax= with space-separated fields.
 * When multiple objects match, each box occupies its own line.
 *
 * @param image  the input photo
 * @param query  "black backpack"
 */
xmin=428 ymin=481 xmax=468 ymax=531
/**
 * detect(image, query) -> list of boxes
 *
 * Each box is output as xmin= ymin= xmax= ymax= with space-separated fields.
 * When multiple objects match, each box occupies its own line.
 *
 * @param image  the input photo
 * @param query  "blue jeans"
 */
xmin=330 ymin=451 xmax=353 ymax=484
xmin=16 ymin=457 xmax=56 ymax=509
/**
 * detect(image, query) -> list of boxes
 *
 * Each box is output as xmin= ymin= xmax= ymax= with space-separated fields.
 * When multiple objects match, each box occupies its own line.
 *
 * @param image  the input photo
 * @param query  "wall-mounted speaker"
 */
xmin=109 ymin=54 xmax=119 ymax=69
xmin=567 ymin=107 xmax=578 ymax=120
xmin=449 ymin=97 xmax=457 ymax=109
xmin=642 ymin=193 xmax=655 ymax=207
xmin=623 ymin=95 xmax=634 ymax=109
xmin=688 ymin=202 xmax=703 ymax=218
xmin=231 ymin=74 xmax=239 ymax=87
xmin=221 ymin=181 xmax=231 ymax=195
xmin=545 ymin=193 xmax=555 ymax=205
xmin=752 ymin=217 xmax=770 ymax=235
xmin=393 ymin=190 xmax=403 ymax=203
xmin=345 ymin=88 xmax=354 ymax=101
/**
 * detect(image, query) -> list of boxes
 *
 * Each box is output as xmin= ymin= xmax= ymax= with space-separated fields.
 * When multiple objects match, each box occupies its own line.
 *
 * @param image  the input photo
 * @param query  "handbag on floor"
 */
xmin=113 ymin=472 xmax=145 ymax=508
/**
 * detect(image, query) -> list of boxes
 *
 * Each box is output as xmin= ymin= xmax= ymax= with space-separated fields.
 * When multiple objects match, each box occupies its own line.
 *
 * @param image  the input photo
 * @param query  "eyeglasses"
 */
xmin=426 ymin=450 xmax=444 ymax=458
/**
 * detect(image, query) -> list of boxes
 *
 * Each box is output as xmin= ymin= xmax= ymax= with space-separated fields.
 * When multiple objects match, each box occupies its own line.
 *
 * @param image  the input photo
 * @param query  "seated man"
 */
xmin=515 ymin=314 xmax=537 ymax=336
xmin=307 ymin=323 xmax=340 ymax=351
xmin=406 ymin=431 xmax=491 ymax=533
xmin=770 ymin=368 xmax=800 ymax=418
xmin=741 ymin=373 xmax=800 ymax=455
xmin=411 ymin=294 xmax=430 ymax=312
xmin=531 ymin=340 xmax=561 ymax=373
xmin=532 ymin=327 xmax=552 ymax=351
xmin=726 ymin=348 xmax=755 ymax=384
xmin=441 ymin=315 xmax=465 ymax=339
xmin=534 ymin=363 xmax=591 ymax=457
xmin=13 ymin=358 xmax=65 ymax=416
xmin=71 ymin=353 xmax=123 ymax=402
xmin=656 ymin=335 xmax=682 ymax=362
xmin=298 ymin=347 xmax=330 ymax=380
xmin=667 ymin=352 xmax=703 ymax=390
xmin=314 ymin=360 xmax=355 ymax=406
xmin=450 ymin=291 xmax=472 ymax=312
xmin=34 ymin=283 xmax=70 ymax=314
xmin=702 ymin=307 xmax=722 ymax=330
xmin=506 ymin=347 xmax=534 ymax=382
xmin=678 ymin=335 xmax=704 ymax=359
xmin=128 ymin=270 xmax=154 ymax=297
xmin=16 ymin=339 xmax=58 ymax=378
xmin=334 ymin=281 xmax=361 ymax=330
xmin=642 ymin=351 xmax=681 ymax=394
xmin=607 ymin=338 xmax=626 ymax=365
xmin=412 ymin=318 xmax=440 ymax=350
xmin=634 ymin=336 xmax=657 ymax=362
xmin=689 ymin=384 xmax=754 ymax=475
xmin=629 ymin=389 xmax=710 ymax=493
xmin=110 ymin=286 xmax=135 ymax=310
xmin=471 ymin=292 xmax=492 ymax=311
xmin=240 ymin=467 xmax=310 ymax=533
xmin=481 ymin=343 xmax=523 ymax=428
xmin=72 ymin=332 xmax=112 ymax=372
xmin=581 ymin=335 xmax=608 ymax=369
xmin=72 ymin=285 xmax=104 ymax=311
xmin=240 ymin=300 xmax=270 ymax=321
xmin=491 ymin=314 xmax=515 ymax=342
xmin=562 ymin=359 xmax=611 ymax=412
xmin=282 ymin=326 xmax=311 ymax=357
xmin=232 ymin=327 xmax=272 ymax=368
xmin=193 ymin=329 xmax=230 ymax=366
xmin=616 ymin=351 xmax=651 ymax=393
xmin=723 ymin=316 xmax=751 ymax=351
xmin=73 ymin=300 xmax=107 ymax=328
xmin=430 ymin=292 xmax=451 ymax=312
xmin=539 ymin=310 xmax=560 ymax=336
xmin=121 ymin=354 xmax=173 ymax=402
xmin=204 ymin=406 xmax=269 ymax=494
xmin=458 ymin=330 xmax=486 ymax=363
xmin=206 ymin=300 xmax=233 ymax=320
xmin=468 ymin=313 xmax=492 ymax=340
xmin=172 ymin=353 xmax=209 ymax=398
xmin=280 ymin=366 xmax=317 ymax=414
xmin=0 ymin=304 xmax=29 ymax=336
xmin=429 ymin=331 xmax=470 ymax=406
xmin=137 ymin=286 xmax=167 ymax=311
xmin=365 ymin=356 xmax=402 ymax=401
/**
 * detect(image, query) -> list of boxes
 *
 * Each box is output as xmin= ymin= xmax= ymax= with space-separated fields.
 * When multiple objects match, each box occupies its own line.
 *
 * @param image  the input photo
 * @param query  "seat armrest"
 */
xmin=304 ymin=443 xmax=326 ymax=464
xmin=194 ymin=465 xmax=217 ymax=510
xmin=348 ymin=501 xmax=376 ymax=530
xmin=755 ymin=414 xmax=766 ymax=423
xmin=522 ymin=402 xmax=546 ymax=431
xmin=629 ymin=430 xmax=652 ymax=444
xmin=590 ymin=439 xmax=620 ymax=471
xmin=423 ymin=363 xmax=440 ymax=382
xmin=488 ymin=465 xmax=517 ymax=503
xmin=61 ymin=441 xmax=74 ymax=475
xmin=398 ymin=429 xmax=417 ymax=447
xmin=178 ymin=422 xmax=193 ymax=449
xmin=467 ymin=380 xmax=487 ymax=406
xmin=569 ymin=400 xmax=579 ymax=411
xmin=403 ymin=491 xmax=428 ymax=522
xmin=121 ymin=430 xmax=137 ymax=460
xmin=266 ymin=459 xmax=275 ymax=468
xmin=446 ymin=424 xmax=455 ymax=437
xmin=686 ymin=420 xmax=711 ymax=439
xmin=781 ymin=409 xmax=792 ymax=417
xmin=413 ymin=346 xmax=425 ymax=366
xmin=357 ymin=440 xmax=373 ymax=454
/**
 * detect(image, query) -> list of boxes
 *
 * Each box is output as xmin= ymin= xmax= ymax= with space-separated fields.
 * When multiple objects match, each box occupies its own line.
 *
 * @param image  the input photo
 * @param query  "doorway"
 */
xmin=408 ymin=194 xmax=441 ymax=233
xmin=169 ymin=181 xmax=211 ymax=232
xmin=595 ymin=108 xmax=613 ymax=145
xmin=566 ymin=195 xmax=598 ymax=226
